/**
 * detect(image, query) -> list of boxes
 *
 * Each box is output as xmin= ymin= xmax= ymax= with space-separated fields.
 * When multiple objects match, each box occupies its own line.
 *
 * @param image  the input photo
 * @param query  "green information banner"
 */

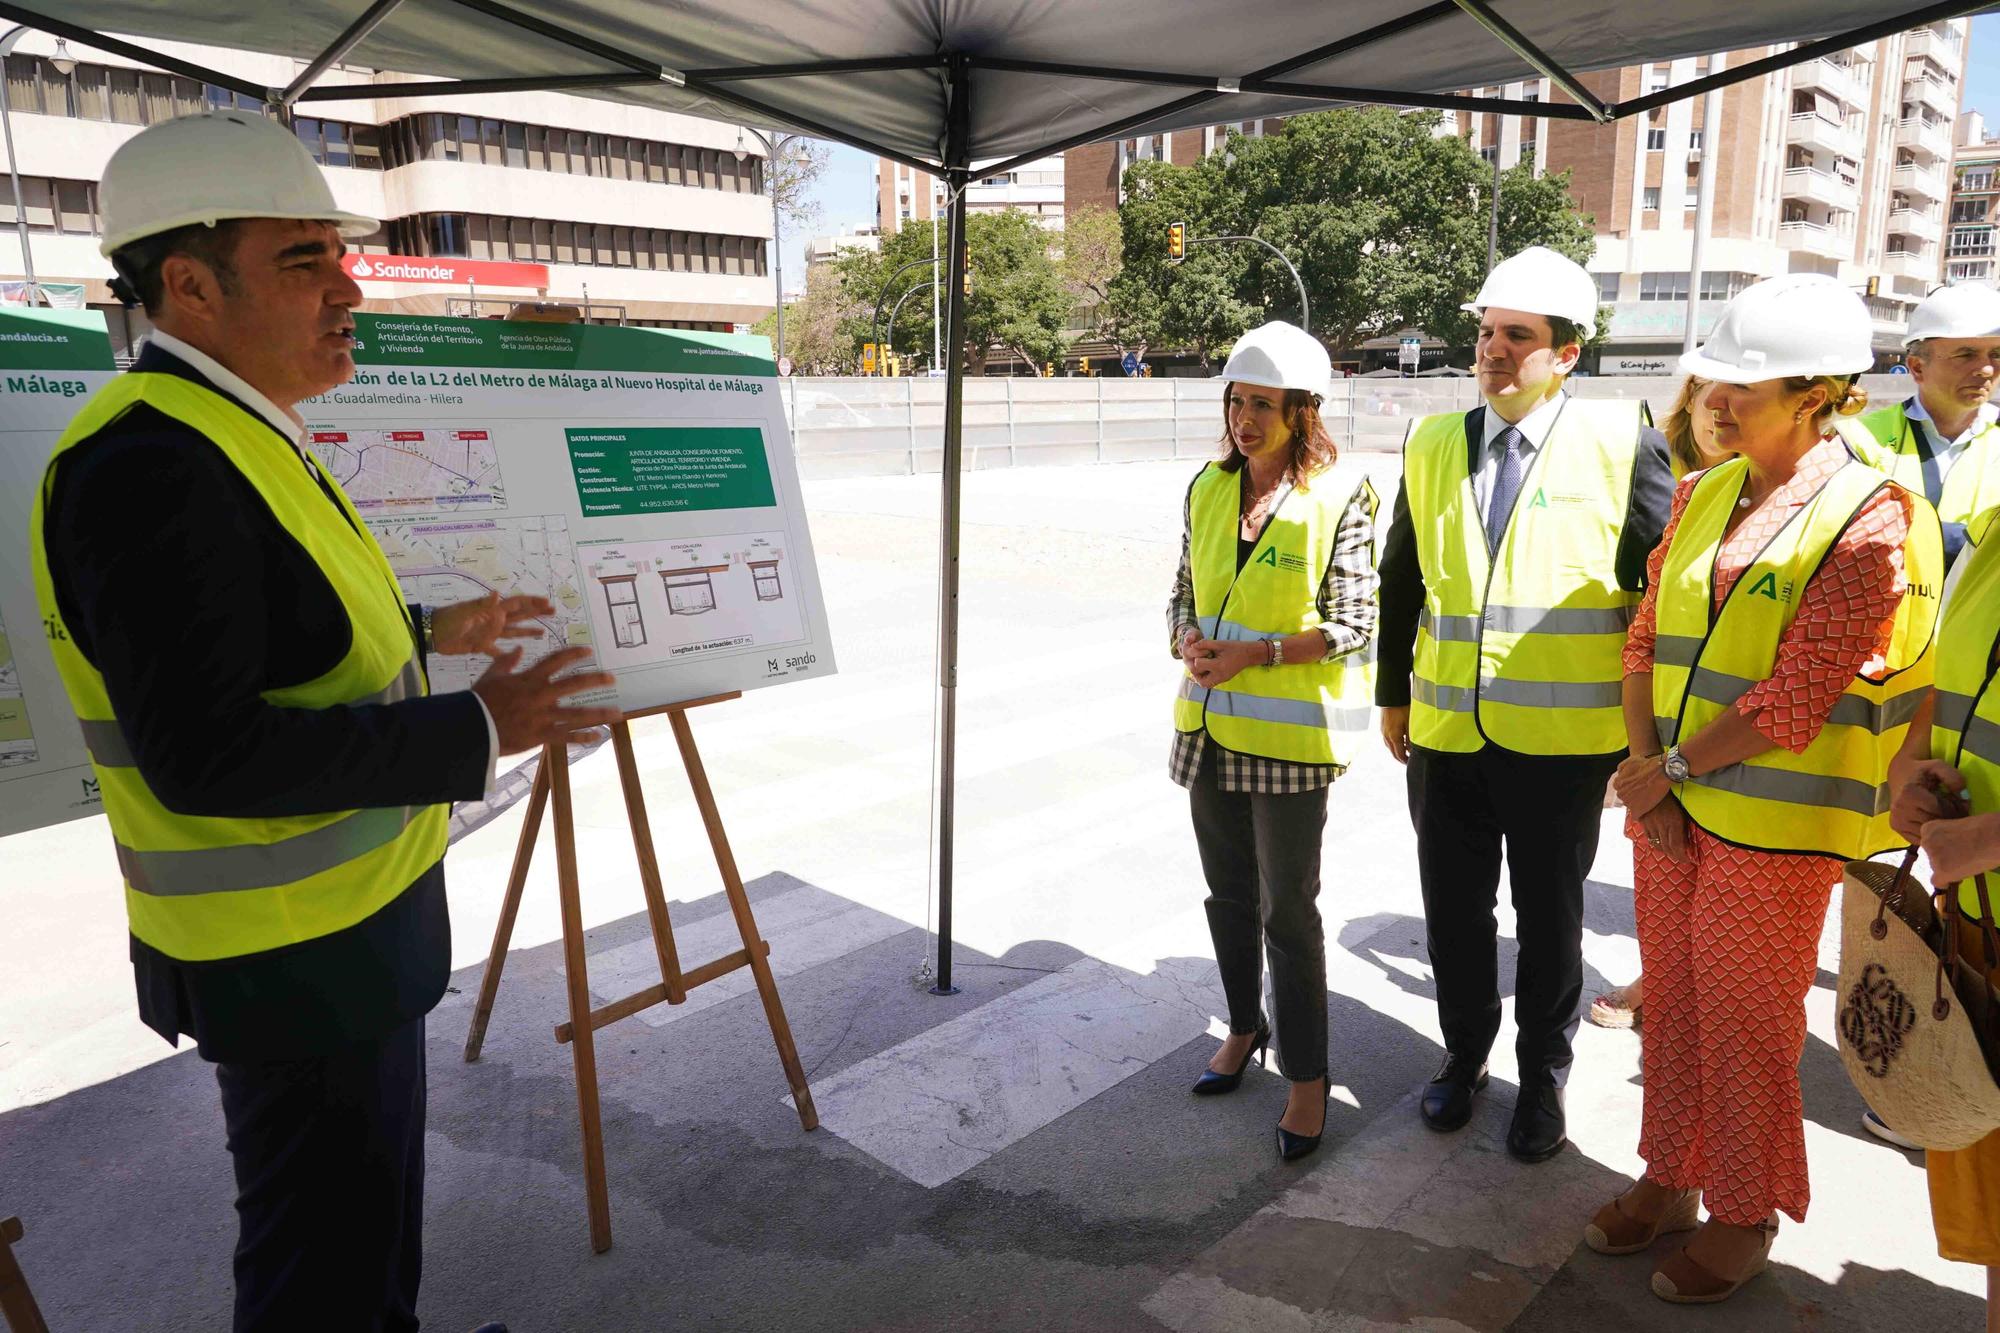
xmin=351 ymin=313 xmax=773 ymax=378
xmin=0 ymin=307 xmax=116 ymax=371
xmin=565 ymin=425 xmax=778 ymax=515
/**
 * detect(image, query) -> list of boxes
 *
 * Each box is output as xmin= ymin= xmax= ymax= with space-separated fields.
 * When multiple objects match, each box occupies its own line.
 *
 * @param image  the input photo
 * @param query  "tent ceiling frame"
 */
xmin=0 ymin=0 xmax=1989 ymax=182
xmin=1448 ymin=0 xmax=1611 ymax=121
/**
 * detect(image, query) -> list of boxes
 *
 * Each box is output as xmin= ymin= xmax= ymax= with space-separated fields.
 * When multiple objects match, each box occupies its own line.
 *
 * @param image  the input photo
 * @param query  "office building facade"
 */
xmin=0 ymin=31 xmax=776 ymax=359
xmin=1465 ymin=18 xmax=1970 ymax=368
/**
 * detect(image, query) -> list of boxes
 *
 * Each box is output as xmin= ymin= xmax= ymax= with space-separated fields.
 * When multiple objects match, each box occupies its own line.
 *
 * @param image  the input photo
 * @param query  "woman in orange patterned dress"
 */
xmin=1580 ymin=276 xmax=1923 ymax=1304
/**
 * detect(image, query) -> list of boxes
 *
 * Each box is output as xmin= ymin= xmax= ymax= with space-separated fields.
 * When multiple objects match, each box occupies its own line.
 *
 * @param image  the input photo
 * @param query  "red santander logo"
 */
xmin=343 ymin=254 xmax=550 ymax=288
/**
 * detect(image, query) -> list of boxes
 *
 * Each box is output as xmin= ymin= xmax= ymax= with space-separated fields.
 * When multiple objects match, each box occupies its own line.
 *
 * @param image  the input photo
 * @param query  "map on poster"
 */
xmin=0 ymin=308 xmax=121 ymax=838
xmin=0 ymin=605 xmax=36 ymax=769
xmin=368 ymin=513 xmax=590 ymax=693
xmin=0 ymin=309 xmax=834 ymax=840
xmin=310 ymin=426 xmax=508 ymax=513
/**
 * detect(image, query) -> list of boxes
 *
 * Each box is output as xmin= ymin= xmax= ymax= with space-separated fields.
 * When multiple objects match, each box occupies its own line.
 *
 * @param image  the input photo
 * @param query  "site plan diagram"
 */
xmin=310 ymin=426 xmax=508 ymax=514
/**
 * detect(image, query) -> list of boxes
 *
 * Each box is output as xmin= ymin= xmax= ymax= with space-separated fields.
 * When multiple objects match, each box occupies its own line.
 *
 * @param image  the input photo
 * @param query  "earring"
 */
xmin=1793 ymin=409 xmax=1805 ymax=424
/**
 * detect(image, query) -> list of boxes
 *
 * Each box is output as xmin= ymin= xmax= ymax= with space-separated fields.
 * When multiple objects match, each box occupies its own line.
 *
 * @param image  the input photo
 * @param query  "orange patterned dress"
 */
xmin=1623 ymin=438 xmax=1912 ymax=1226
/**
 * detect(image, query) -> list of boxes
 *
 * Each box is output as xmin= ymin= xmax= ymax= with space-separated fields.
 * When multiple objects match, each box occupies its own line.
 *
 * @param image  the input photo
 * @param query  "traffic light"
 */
xmin=963 ymin=246 xmax=973 ymax=298
xmin=1866 ymin=275 xmax=1880 ymax=297
xmin=1080 ymin=357 xmax=1091 ymax=377
xmin=1044 ymin=361 xmax=1055 ymax=378
xmin=1168 ymin=220 xmax=1187 ymax=263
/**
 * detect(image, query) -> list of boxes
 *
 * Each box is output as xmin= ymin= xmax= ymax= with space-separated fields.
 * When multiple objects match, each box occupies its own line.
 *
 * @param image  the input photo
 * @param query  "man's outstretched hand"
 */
xmin=472 ymin=645 xmax=622 ymax=754
xmin=433 ymin=592 xmax=555 ymax=658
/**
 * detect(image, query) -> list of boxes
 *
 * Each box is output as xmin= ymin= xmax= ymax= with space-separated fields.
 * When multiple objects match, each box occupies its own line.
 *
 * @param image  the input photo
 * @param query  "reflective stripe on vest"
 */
xmin=28 ymin=372 xmax=449 ymax=963
xmin=1402 ymin=396 xmax=1641 ymax=754
xmin=1654 ymin=454 xmax=1941 ymax=860
xmin=1929 ymin=534 xmax=2000 ymax=913
xmin=1172 ymin=461 xmax=1378 ymax=766
xmin=1839 ymin=404 xmax=2000 ymax=550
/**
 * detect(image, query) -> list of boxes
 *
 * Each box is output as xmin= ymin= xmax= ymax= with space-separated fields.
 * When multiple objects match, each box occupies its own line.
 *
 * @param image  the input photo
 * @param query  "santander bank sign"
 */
xmin=342 ymin=254 xmax=550 ymax=288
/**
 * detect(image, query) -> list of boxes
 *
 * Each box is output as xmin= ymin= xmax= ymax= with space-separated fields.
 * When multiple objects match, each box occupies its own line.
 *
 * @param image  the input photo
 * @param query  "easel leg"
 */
xmin=668 ymin=709 xmax=819 ymax=1131
xmin=0 ymin=1216 xmax=49 ymax=1333
xmin=463 ymin=758 xmax=551 ymax=1063
xmin=549 ymin=743 xmax=615 ymax=1253
xmin=610 ymin=721 xmax=687 ymax=1003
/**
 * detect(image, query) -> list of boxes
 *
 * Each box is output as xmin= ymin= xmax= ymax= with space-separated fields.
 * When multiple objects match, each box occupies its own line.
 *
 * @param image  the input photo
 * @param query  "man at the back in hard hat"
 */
xmin=30 ymin=111 xmax=617 ymax=1331
xmin=1376 ymin=246 xmax=1673 ymax=1162
xmin=1840 ymin=282 xmax=2000 ymax=566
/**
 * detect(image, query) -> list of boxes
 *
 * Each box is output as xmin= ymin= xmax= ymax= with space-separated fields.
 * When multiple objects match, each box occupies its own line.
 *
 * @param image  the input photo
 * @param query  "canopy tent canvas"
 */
xmin=7 ymin=0 xmax=1988 ymax=991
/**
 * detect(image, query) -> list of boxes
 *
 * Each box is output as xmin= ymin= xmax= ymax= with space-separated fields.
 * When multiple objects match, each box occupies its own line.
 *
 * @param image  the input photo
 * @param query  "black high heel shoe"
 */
xmin=1276 ymin=1093 xmax=1329 ymax=1161
xmin=1192 ymin=1025 xmax=1271 ymax=1095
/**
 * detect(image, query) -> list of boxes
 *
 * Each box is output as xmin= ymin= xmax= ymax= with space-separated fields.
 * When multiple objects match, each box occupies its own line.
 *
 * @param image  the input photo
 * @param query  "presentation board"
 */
xmin=0 ymin=309 xmax=833 ymax=840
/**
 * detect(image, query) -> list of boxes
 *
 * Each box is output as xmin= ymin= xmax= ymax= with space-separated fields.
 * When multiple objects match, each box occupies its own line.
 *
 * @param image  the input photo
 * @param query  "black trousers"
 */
xmin=1406 ymin=743 xmax=1617 ymax=1088
xmin=214 ymin=1016 xmax=428 ymax=1333
xmin=1190 ymin=752 xmax=1331 ymax=1082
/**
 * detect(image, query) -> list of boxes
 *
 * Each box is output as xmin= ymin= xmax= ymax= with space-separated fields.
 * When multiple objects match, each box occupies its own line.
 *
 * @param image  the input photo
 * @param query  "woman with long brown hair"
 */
xmin=1169 ymin=321 xmax=1379 ymax=1160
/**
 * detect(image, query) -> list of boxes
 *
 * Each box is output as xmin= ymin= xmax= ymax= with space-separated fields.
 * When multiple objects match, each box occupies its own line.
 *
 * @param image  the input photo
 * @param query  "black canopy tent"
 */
xmin=9 ymin=0 xmax=1989 ymax=992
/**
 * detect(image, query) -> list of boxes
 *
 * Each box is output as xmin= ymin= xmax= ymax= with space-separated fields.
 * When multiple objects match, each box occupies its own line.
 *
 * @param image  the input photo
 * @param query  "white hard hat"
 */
xmin=1903 ymin=283 xmax=2000 ymax=346
xmin=1461 ymin=245 xmax=1600 ymax=333
xmin=1220 ymin=321 xmax=1330 ymax=401
xmin=99 ymin=109 xmax=377 ymax=258
xmin=1680 ymin=274 xmax=1874 ymax=383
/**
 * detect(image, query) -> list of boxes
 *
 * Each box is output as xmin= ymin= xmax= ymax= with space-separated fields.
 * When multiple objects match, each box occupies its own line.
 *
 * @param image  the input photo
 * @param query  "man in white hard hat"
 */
xmin=1839 ymin=283 xmax=2000 ymax=566
xmin=1375 ymin=246 xmax=1674 ymax=1161
xmin=30 ymin=110 xmax=616 ymax=1331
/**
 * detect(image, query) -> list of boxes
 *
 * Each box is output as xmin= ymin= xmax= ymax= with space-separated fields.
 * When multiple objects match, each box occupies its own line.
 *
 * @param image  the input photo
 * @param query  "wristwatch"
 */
xmin=1661 ymin=745 xmax=1690 ymax=784
xmin=1266 ymin=637 xmax=1284 ymax=667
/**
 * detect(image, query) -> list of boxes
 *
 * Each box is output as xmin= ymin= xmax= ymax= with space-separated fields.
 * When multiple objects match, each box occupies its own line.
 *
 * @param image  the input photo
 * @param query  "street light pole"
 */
xmin=738 ymin=127 xmax=806 ymax=368
xmin=1 ymin=25 xmax=47 ymax=305
xmin=1184 ymin=233 xmax=1310 ymax=333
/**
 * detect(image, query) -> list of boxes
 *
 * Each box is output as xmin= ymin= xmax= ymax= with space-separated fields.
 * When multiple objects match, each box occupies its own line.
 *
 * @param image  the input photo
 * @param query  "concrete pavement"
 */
xmin=0 ymin=456 xmax=1984 ymax=1330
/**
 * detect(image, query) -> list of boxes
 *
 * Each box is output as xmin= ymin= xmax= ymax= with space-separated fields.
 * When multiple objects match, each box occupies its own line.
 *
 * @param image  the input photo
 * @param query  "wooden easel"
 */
xmin=461 ymin=691 xmax=818 ymax=1253
xmin=0 ymin=1216 xmax=48 ymax=1333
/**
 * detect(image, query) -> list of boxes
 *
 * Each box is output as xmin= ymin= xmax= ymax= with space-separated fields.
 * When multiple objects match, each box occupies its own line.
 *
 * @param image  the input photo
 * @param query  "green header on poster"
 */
xmin=0 ymin=307 xmax=115 ymax=372
xmin=350 ymin=313 xmax=775 ymax=378
xmin=565 ymin=426 xmax=777 ymax=516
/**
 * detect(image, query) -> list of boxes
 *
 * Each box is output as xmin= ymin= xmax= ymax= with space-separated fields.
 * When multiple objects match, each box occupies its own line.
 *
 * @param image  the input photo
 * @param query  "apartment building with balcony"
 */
xmin=873 ymin=155 xmax=1065 ymax=237
xmin=1947 ymin=113 xmax=2000 ymax=286
xmin=0 ymin=31 xmax=775 ymax=358
xmin=1462 ymin=20 xmax=1969 ymax=368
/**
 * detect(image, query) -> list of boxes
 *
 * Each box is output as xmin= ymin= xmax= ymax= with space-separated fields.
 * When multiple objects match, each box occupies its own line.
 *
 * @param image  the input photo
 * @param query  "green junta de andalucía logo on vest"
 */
xmin=1253 ymin=545 xmax=1310 ymax=574
xmin=1745 ymin=570 xmax=1793 ymax=602
xmin=1528 ymin=486 xmax=1593 ymax=509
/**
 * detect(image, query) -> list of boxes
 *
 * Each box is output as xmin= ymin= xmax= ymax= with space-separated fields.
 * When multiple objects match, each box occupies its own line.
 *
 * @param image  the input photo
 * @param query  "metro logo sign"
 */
xmin=343 ymin=254 xmax=550 ymax=288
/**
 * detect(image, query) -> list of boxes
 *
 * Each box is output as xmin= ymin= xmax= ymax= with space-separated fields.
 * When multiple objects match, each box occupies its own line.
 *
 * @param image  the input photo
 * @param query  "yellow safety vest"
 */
xmin=29 ymin=373 xmax=448 ymax=963
xmin=1653 ymin=455 xmax=1941 ymax=859
xmin=1840 ymin=402 xmax=2000 ymax=549
xmin=1173 ymin=461 xmax=1378 ymax=767
xmin=1929 ymin=533 xmax=2000 ymax=913
xmin=1403 ymin=397 xmax=1642 ymax=755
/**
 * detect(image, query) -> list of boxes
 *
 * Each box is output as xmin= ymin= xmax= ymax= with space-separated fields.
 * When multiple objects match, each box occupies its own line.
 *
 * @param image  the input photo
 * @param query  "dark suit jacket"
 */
xmin=41 ymin=344 xmax=490 ymax=1061
xmin=1374 ymin=400 xmax=1676 ymax=718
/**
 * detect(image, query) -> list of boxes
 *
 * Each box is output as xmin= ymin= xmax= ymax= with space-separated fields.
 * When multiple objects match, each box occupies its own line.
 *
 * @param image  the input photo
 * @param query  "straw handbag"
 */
xmin=1836 ymin=850 xmax=2000 ymax=1150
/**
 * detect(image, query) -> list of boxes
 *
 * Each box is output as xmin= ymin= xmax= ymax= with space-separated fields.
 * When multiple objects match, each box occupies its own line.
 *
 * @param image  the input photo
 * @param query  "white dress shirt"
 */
xmin=1471 ymin=389 xmax=1569 ymax=518
xmin=1904 ymin=391 xmax=1999 ymax=476
xmin=142 ymin=330 xmax=500 ymax=788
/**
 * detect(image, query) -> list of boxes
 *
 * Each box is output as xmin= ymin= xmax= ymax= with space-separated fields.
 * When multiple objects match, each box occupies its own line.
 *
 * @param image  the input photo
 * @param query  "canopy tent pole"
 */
xmin=278 ymin=0 xmax=407 ymax=107
xmin=1447 ymin=0 xmax=1611 ymax=121
xmin=931 ymin=53 xmax=971 ymax=997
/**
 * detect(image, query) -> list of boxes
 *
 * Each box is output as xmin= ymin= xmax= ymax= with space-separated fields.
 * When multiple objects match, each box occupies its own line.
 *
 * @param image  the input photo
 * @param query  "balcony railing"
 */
xmin=1778 ymin=219 xmax=1853 ymax=258
xmin=1788 ymin=112 xmax=1862 ymax=156
xmin=1793 ymin=57 xmax=1865 ymax=108
xmin=1889 ymin=207 xmax=1942 ymax=243
xmin=1896 ymin=116 xmax=1954 ymax=158
xmin=1884 ymin=247 xmax=1940 ymax=280
xmin=1894 ymin=161 xmax=1947 ymax=199
xmin=1781 ymin=166 xmax=1858 ymax=210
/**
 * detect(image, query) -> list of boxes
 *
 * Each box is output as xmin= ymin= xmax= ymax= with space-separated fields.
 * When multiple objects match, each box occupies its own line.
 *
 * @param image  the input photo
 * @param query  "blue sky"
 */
xmin=782 ymin=15 xmax=2000 ymax=293
xmin=1965 ymin=13 xmax=2000 ymax=126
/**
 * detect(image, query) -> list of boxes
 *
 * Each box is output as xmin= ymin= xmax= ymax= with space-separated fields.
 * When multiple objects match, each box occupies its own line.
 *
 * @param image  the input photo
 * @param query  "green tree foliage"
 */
xmin=831 ymin=209 xmax=1071 ymax=372
xmin=751 ymin=260 xmax=866 ymax=374
xmin=1110 ymin=109 xmax=1595 ymax=361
